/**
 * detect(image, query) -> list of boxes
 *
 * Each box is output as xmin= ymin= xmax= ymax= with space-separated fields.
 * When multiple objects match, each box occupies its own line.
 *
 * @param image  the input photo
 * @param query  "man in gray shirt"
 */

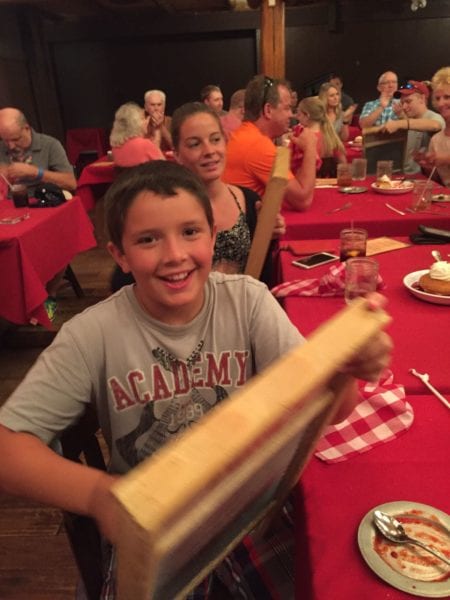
xmin=0 ymin=107 xmax=76 ymax=191
xmin=381 ymin=80 xmax=444 ymax=174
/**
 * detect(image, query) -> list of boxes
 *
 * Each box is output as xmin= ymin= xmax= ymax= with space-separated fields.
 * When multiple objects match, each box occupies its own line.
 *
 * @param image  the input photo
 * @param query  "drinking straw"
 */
xmin=0 ymin=173 xmax=12 ymax=189
xmin=425 ymin=165 xmax=437 ymax=187
xmin=419 ymin=166 xmax=436 ymax=204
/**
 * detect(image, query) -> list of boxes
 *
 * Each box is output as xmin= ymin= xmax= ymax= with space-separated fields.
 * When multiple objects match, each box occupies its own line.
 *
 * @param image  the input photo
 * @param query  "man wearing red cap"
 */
xmin=381 ymin=80 xmax=444 ymax=173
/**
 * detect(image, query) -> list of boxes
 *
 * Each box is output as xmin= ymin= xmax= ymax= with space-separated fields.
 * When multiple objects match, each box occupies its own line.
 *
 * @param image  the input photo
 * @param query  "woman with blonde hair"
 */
xmin=415 ymin=67 xmax=450 ymax=186
xmin=319 ymin=82 xmax=350 ymax=142
xmin=110 ymin=102 xmax=164 ymax=167
xmin=291 ymin=96 xmax=346 ymax=177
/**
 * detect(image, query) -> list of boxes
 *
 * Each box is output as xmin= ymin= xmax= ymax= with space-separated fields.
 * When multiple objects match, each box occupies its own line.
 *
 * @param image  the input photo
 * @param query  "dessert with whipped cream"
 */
xmin=376 ymin=174 xmax=397 ymax=189
xmin=375 ymin=174 xmax=412 ymax=190
xmin=419 ymin=260 xmax=450 ymax=296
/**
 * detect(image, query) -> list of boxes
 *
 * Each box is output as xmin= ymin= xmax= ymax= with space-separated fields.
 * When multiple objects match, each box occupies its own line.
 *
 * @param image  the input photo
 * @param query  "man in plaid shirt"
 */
xmin=359 ymin=71 xmax=402 ymax=128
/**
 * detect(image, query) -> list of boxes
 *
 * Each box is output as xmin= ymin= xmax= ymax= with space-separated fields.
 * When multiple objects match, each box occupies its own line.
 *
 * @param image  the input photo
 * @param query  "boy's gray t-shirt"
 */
xmin=0 ymin=272 xmax=304 ymax=473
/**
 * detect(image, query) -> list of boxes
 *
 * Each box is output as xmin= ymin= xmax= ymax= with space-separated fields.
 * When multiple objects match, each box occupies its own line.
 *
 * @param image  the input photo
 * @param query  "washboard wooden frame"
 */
xmin=244 ymin=146 xmax=290 ymax=280
xmin=112 ymin=299 xmax=389 ymax=600
xmin=362 ymin=125 xmax=408 ymax=175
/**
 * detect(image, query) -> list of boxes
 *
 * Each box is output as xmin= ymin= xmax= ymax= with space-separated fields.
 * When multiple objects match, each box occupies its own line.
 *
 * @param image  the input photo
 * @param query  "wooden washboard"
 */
xmin=362 ymin=125 xmax=408 ymax=175
xmin=112 ymin=299 xmax=390 ymax=600
xmin=244 ymin=146 xmax=290 ymax=279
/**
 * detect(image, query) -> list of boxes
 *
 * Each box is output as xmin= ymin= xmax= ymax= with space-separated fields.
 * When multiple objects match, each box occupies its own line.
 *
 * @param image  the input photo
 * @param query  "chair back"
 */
xmin=362 ymin=126 xmax=408 ymax=175
xmin=317 ymin=156 xmax=338 ymax=178
xmin=60 ymin=406 xmax=106 ymax=600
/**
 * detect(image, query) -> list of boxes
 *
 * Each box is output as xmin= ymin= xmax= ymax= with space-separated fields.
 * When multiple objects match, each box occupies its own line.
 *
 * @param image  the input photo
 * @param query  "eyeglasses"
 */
xmin=380 ymin=79 xmax=398 ymax=85
xmin=262 ymin=76 xmax=274 ymax=107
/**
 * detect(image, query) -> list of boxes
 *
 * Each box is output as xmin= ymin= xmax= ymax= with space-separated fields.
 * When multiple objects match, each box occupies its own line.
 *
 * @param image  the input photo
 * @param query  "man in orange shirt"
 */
xmin=223 ymin=75 xmax=317 ymax=211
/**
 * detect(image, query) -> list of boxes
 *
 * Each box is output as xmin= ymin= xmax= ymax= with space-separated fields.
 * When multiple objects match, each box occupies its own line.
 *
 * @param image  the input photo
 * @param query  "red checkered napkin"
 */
xmin=314 ymin=369 xmax=413 ymax=463
xmin=271 ymin=262 xmax=385 ymax=298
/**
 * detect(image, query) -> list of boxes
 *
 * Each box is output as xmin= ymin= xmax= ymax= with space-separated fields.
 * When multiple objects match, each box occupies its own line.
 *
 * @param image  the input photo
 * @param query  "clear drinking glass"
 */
xmin=345 ymin=258 xmax=379 ymax=304
xmin=376 ymin=160 xmax=393 ymax=179
xmin=352 ymin=158 xmax=367 ymax=181
xmin=411 ymin=180 xmax=433 ymax=212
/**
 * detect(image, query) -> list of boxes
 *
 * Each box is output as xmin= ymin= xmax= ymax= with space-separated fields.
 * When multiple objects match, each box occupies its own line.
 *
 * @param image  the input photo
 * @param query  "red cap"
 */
xmin=394 ymin=80 xmax=429 ymax=99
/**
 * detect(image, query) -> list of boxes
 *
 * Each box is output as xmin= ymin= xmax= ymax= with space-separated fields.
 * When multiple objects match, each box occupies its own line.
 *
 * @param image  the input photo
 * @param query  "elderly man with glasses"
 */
xmin=359 ymin=71 xmax=402 ymax=128
xmin=223 ymin=74 xmax=317 ymax=211
xmin=0 ymin=107 xmax=76 ymax=192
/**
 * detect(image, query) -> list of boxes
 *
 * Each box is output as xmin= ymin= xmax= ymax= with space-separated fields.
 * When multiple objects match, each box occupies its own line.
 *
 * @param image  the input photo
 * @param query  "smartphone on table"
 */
xmin=292 ymin=252 xmax=339 ymax=269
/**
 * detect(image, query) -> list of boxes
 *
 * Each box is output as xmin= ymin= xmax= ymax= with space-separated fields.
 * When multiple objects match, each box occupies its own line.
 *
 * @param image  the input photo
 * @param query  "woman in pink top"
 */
xmin=110 ymin=102 xmax=164 ymax=167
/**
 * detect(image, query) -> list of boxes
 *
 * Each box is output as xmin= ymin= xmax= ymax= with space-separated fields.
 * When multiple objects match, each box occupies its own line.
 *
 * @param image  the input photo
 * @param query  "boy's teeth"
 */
xmin=167 ymin=272 xmax=187 ymax=281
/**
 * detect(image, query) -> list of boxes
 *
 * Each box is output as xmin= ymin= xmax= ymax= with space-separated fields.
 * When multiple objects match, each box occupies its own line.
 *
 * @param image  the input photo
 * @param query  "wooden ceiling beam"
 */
xmin=260 ymin=0 xmax=285 ymax=79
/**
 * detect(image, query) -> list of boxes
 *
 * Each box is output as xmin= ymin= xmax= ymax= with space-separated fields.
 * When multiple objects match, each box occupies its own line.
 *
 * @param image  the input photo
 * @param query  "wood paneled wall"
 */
xmin=0 ymin=1 xmax=449 ymax=139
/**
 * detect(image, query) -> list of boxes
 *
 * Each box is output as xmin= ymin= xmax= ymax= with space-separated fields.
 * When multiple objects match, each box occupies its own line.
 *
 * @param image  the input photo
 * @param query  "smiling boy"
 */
xmin=0 ymin=161 xmax=391 ymax=598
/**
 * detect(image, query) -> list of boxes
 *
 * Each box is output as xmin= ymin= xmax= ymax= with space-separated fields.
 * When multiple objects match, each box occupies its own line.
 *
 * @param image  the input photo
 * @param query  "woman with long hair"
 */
xmin=172 ymin=102 xmax=284 ymax=279
xmin=291 ymin=96 xmax=346 ymax=177
xmin=319 ymin=82 xmax=350 ymax=142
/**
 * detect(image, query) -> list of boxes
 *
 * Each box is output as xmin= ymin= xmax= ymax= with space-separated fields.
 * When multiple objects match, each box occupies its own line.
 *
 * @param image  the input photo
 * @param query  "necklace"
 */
xmin=152 ymin=340 xmax=204 ymax=372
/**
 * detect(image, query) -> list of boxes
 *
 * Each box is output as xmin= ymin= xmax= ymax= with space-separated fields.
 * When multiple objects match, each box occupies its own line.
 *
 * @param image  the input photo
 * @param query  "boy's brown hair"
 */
xmin=105 ymin=160 xmax=214 ymax=252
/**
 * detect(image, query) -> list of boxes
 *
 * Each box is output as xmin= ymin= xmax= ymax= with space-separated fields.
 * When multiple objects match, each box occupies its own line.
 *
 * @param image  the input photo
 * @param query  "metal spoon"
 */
xmin=432 ymin=250 xmax=442 ymax=262
xmin=373 ymin=510 xmax=450 ymax=566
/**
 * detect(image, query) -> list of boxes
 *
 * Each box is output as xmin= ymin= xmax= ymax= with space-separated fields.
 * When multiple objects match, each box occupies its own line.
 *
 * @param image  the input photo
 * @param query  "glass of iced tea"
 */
xmin=11 ymin=184 xmax=29 ymax=208
xmin=337 ymin=163 xmax=353 ymax=187
xmin=339 ymin=227 xmax=368 ymax=262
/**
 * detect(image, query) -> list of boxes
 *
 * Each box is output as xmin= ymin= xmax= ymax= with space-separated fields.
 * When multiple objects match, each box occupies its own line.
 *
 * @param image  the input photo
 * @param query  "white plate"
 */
xmin=372 ymin=182 xmax=414 ymax=195
xmin=403 ymin=270 xmax=450 ymax=305
xmin=432 ymin=194 xmax=450 ymax=203
xmin=358 ymin=501 xmax=450 ymax=597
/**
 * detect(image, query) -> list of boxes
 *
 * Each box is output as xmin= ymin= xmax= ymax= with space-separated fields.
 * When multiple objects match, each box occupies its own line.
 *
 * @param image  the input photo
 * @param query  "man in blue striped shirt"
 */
xmin=359 ymin=71 xmax=402 ymax=128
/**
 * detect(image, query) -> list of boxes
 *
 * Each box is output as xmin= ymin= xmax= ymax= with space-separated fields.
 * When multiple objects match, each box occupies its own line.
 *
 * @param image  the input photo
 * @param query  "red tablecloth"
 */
xmin=295 ymin=395 xmax=450 ymax=599
xmin=282 ymin=178 xmax=450 ymax=240
xmin=76 ymin=157 xmax=116 ymax=212
xmin=0 ymin=197 xmax=96 ymax=328
xmin=278 ymin=239 xmax=450 ymax=395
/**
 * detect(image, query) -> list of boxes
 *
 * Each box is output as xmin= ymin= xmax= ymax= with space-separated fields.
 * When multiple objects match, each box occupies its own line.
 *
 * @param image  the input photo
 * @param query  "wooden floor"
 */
xmin=0 ymin=216 xmax=115 ymax=598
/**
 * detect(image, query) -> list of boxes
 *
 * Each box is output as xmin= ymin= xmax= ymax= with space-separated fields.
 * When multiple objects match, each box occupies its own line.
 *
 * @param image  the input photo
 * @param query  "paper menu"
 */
xmin=366 ymin=237 xmax=410 ymax=256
